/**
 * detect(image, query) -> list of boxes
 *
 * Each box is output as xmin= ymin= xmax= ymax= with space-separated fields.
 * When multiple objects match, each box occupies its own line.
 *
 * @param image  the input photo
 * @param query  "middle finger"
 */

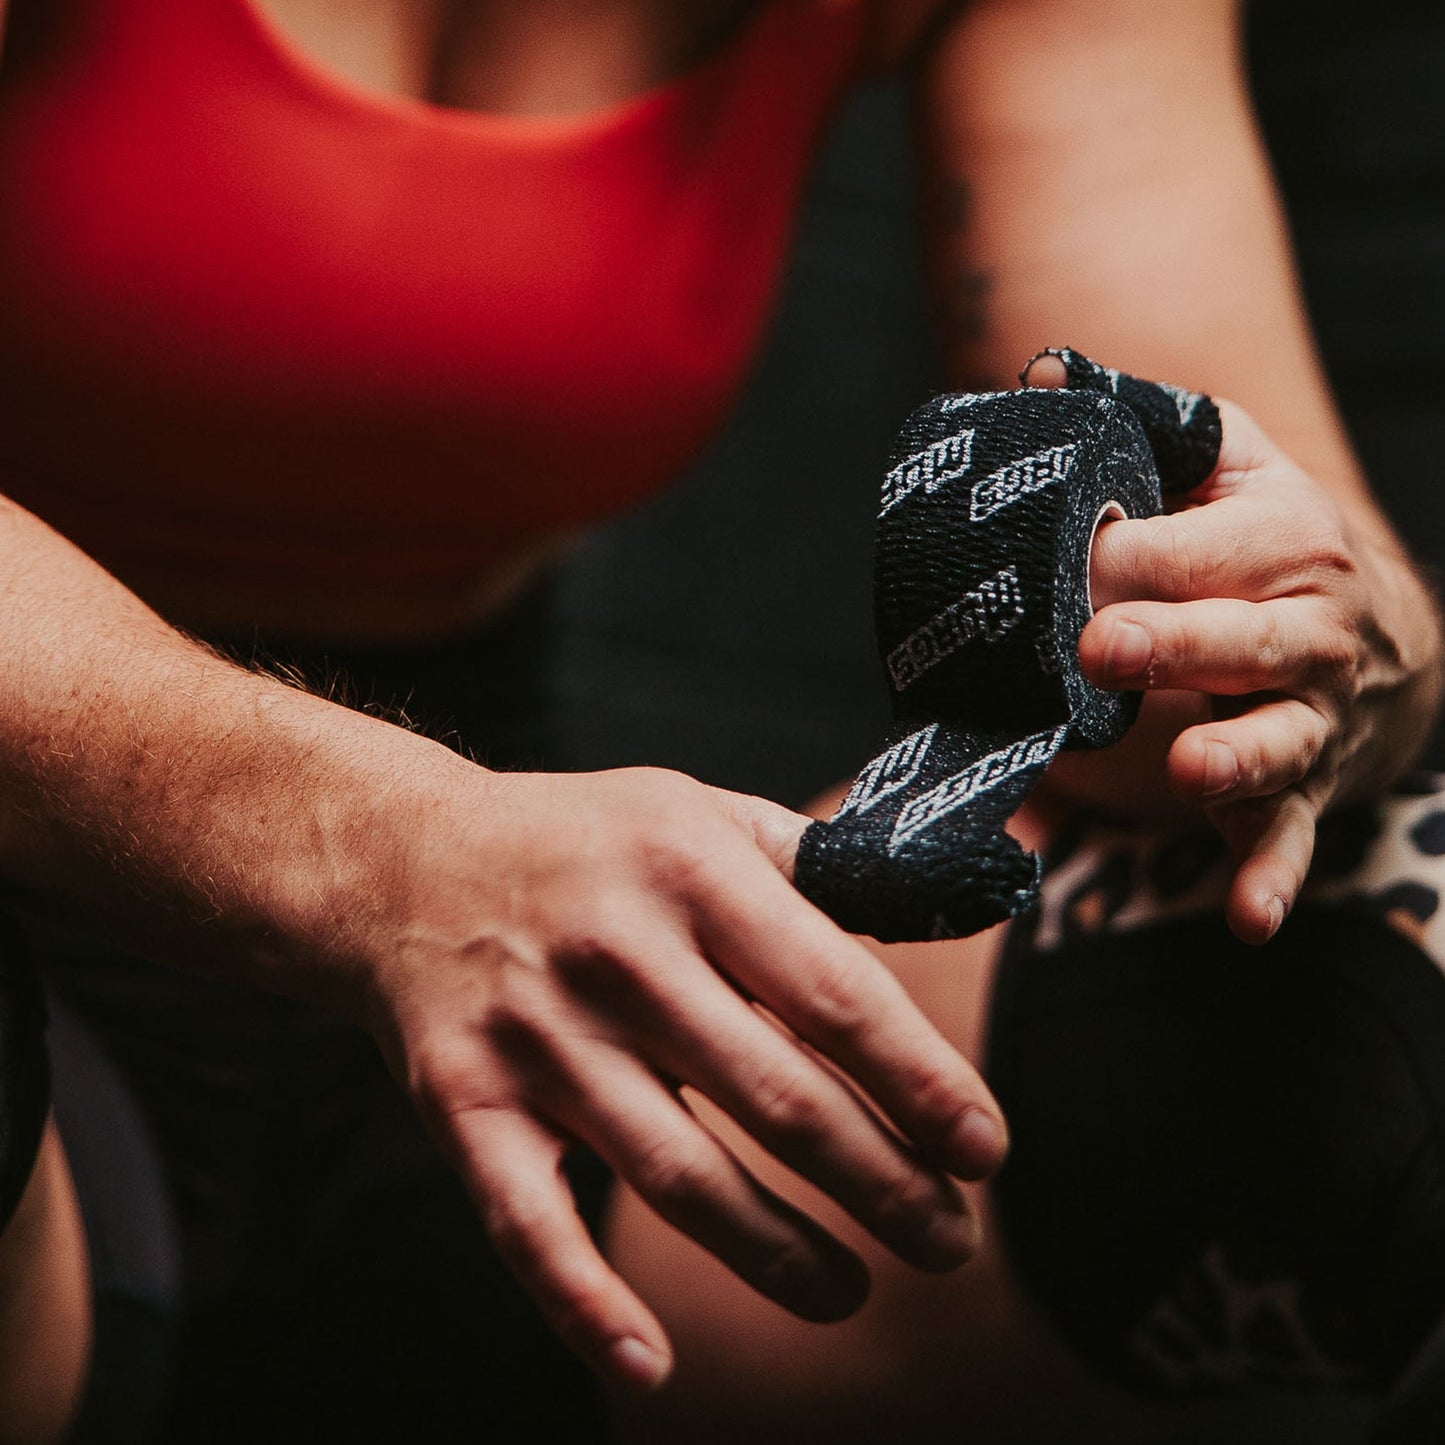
xmin=557 ymin=918 xmax=986 ymax=1271
xmin=620 ymin=952 xmax=983 ymax=1272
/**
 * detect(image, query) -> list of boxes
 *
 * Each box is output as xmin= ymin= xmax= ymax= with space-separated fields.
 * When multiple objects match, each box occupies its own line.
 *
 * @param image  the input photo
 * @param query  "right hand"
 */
xmin=350 ymin=751 xmax=1009 ymax=1392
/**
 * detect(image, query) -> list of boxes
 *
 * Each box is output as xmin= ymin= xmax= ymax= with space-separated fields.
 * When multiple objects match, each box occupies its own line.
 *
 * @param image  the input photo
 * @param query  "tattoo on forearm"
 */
xmin=935 ymin=179 xmax=1001 ymax=391
xmin=949 ymin=267 xmax=992 ymax=345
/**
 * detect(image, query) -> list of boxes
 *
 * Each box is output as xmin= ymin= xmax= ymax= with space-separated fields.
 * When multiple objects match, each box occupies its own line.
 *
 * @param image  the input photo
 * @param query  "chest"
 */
xmin=0 ymin=0 xmax=866 ymax=565
xmin=246 ymin=0 xmax=760 ymax=115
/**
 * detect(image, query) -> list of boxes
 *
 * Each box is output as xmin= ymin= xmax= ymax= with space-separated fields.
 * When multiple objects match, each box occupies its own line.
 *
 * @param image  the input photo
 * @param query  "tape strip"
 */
xmin=794 ymin=352 xmax=1222 ymax=942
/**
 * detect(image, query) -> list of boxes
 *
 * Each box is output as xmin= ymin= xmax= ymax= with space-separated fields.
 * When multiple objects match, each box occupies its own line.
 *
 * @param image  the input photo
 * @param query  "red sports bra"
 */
xmin=0 ymin=0 xmax=866 ymax=622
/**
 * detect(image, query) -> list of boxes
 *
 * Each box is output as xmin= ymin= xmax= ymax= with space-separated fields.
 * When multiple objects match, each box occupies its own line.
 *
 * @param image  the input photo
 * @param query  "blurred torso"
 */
xmin=0 ymin=0 xmax=924 ymax=640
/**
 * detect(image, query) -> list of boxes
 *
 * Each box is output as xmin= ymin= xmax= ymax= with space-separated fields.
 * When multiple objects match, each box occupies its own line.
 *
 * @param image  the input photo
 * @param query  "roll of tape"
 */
xmin=794 ymin=352 xmax=1221 ymax=942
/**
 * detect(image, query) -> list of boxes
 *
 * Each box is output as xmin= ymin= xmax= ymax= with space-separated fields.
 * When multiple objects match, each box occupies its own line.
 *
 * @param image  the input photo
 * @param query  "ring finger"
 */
xmin=1168 ymin=696 xmax=1331 ymax=804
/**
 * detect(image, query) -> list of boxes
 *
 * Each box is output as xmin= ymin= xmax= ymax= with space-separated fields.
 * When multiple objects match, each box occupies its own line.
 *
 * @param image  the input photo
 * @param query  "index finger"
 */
xmin=686 ymin=849 xmax=1009 ymax=1182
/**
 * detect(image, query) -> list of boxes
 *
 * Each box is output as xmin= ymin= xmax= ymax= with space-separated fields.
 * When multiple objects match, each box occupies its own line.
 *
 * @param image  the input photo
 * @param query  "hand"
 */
xmin=1075 ymin=399 xmax=1443 ymax=944
xmin=351 ymin=752 xmax=1009 ymax=1392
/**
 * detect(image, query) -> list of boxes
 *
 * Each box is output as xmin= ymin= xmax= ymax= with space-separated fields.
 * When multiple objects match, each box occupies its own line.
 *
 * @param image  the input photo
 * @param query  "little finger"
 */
xmin=444 ymin=1105 xmax=674 ymax=1392
xmin=684 ymin=850 xmax=1009 ymax=1182
xmin=536 ymin=1039 xmax=873 ymax=1322
xmin=553 ymin=915 xmax=986 ymax=1270
xmin=635 ymin=970 xmax=981 ymax=1270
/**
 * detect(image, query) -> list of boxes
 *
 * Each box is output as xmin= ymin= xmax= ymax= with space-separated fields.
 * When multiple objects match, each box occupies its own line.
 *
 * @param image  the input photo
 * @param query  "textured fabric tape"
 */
xmin=793 ymin=350 xmax=1222 ymax=942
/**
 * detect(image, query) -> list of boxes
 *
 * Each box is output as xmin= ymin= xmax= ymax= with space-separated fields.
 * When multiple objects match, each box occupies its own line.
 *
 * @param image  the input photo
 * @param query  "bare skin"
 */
xmin=605 ymin=390 xmax=1416 ymax=1437
xmin=244 ymin=0 xmax=946 ymax=119
xmin=0 ymin=0 xmax=1439 ymax=1418
xmin=606 ymin=799 xmax=1371 ymax=1445
xmin=0 ymin=1124 xmax=90 ymax=1445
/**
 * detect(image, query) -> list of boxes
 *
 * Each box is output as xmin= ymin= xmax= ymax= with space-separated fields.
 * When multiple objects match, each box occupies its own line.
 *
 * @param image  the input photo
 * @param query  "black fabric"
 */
xmin=794 ymin=356 xmax=1221 ymax=942
xmin=28 ymin=582 xmax=610 ymax=1444
xmin=988 ymin=901 xmax=1445 ymax=1399
xmin=0 ymin=910 xmax=46 ymax=1238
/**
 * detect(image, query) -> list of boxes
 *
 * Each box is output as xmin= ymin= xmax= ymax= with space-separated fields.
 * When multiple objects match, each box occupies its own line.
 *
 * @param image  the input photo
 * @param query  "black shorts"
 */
xmin=988 ymin=779 xmax=1445 ymax=1441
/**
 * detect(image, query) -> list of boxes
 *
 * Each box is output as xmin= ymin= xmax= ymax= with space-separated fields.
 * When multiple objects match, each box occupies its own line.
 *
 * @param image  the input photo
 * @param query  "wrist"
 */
xmin=0 ymin=637 xmax=462 ymax=1022
xmin=1351 ymin=535 xmax=1445 ymax=788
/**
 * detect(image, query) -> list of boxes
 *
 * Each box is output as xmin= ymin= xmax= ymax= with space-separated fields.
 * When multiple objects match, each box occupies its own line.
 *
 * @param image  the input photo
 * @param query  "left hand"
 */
xmin=1070 ymin=399 xmax=1443 ymax=944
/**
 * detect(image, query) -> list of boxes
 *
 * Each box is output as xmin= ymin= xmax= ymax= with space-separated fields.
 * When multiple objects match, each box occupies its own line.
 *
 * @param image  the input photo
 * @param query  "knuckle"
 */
xmin=1284 ymin=734 xmax=1315 ymax=784
xmin=749 ymin=1059 xmax=831 ymax=1149
xmin=1160 ymin=524 xmax=1208 ymax=597
xmin=620 ymin=767 xmax=706 ymax=827
xmin=1251 ymin=726 xmax=1306 ymax=790
xmin=1298 ymin=513 xmax=1356 ymax=580
xmin=869 ymin=1162 xmax=940 ymax=1236
xmin=1254 ymin=609 xmax=1289 ymax=675
xmin=1306 ymin=612 xmax=1360 ymax=679
xmin=897 ymin=1059 xmax=969 ymax=1140
xmin=1298 ymin=706 xmax=1331 ymax=763
xmin=801 ymin=950 xmax=874 ymax=1049
xmin=408 ymin=1040 xmax=489 ymax=1127
xmin=631 ymin=825 xmax=719 ymax=894
xmin=484 ymin=1189 xmax=551 ymax=1273
xmin=631 ymin=1133 xmax=717 ymax=1215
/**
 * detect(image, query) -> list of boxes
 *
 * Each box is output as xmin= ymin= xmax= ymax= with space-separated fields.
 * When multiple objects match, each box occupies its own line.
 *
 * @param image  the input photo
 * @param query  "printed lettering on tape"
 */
xmin=969 ymin=443 xmax=1077 ymax=523
xmin=837 ymin=725 xmax=938 ymax=817
xmin=888 ymin=728 xmax=1066 ymax=853
xmin=887 ymin=566 xmax=1024 ymax=691
xmin=880 ymin=430 xmax=975 ymax=515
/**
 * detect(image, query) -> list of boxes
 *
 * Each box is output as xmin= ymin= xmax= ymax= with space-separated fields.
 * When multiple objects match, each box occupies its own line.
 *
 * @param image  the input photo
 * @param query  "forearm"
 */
xmin=919 ymin=3 xmax=1377 ymax=520
xmin=0 ymin=494 xmax=437 ymax=1016
xmin=914 ymin=0 xmax=1442 ymax=777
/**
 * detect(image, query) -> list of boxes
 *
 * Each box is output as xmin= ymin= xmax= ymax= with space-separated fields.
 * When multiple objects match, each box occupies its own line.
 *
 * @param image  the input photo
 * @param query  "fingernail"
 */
xmin=1106 ymin=620 xmax=1152 ymax=682
xmin=606 ymin=1336 xmax=671 ymax=1393
xmin=950 ymin=1108 xmax=1010 ymax=1179
xmin=1266 ymin=895 xmax=1287 ymax=939
xmin=1202 ymin=742 xmax=1239 ymax=796
xmin=922 ymin=1204 xmax=981 ymax=1268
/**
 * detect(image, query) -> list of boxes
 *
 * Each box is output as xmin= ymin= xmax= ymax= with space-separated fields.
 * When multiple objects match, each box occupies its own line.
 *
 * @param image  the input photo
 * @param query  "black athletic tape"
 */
xmin=793 ymin=355 xmax=1222 ymax=942
xmin=1027 ymin=348 xmax=1222 ymax=496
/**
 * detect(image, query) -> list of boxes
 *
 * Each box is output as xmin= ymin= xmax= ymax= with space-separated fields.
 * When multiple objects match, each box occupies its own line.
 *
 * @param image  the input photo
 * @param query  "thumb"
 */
xmin=710 ymin=787 xmax=810 ymax=879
